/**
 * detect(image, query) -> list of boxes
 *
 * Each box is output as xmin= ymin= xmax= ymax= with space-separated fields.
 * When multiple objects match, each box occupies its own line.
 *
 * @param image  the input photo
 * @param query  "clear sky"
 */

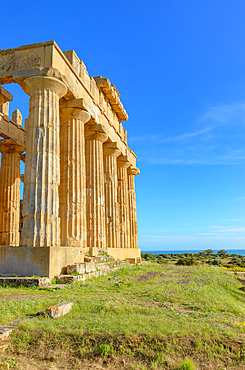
xmin=1 ymin=0 xmax=245 ymax=251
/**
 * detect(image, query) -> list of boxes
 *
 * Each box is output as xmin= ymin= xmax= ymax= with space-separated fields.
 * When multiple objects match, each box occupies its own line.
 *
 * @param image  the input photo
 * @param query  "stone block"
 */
xmin=54 ymin=275 xmax=74 ymax=284
xmin=0 ymin=246 xmax=83 ymax=278
xmin=0 ymin=328 xmax=12 ymax=341
xmin=84 ymin=256 xmax=92 ymax=262
xmin=90 ymin=247 xmax=98 ymax=257
xmin=67 ymin=263 xmax=86 ymax=275
xmin=0 ymin=86 xmax=13 ymax=105
xmin=0 ymin=102 xmax=9 ymax=116
xmin=12 ymin=109 xmax=22 ymax=126
xmin=0 ymin=362 xmax=9 ymax=369
xmin=43 ymin=302 xmax=73 ymax=319
xmin=0 ymin=277 xmax=51 ymax=287
xmin=85 ymin=262 xmax=96 ymax=273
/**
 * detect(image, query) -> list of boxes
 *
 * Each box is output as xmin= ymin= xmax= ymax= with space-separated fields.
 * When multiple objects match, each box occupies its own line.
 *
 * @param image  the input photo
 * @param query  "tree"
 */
xmin=217 ymin=249 xmax=227 ymax=257
xmin=203 ymin=249 xmax=213 ymax=255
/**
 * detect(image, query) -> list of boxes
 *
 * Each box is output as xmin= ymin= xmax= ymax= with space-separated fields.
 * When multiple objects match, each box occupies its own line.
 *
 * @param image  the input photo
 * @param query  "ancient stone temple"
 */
xmin=0 ymin=41 xmax=140 ymax=277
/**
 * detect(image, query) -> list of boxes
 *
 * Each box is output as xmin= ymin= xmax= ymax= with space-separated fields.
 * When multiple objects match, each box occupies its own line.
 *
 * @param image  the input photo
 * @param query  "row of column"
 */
xmin=0 ymin=76 xmax=140 ymax=250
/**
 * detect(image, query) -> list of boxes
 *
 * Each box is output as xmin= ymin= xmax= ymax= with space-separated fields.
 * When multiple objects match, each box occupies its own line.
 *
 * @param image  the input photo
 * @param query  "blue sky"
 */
xmin=1 ymin=0 xmax=245 ymax=251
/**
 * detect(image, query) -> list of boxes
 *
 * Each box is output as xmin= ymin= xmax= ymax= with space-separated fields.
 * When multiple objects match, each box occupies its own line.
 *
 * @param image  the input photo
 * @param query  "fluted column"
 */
xmin=117 ymin=155 xmax=131 ymax=248
xmin=0 ymin=139 xmax=25 ymax=246
xmin=20 ymin=76 xmax=67 ymax=247
xmin=103 ymin=143 xmax=121 ymax=248
xmin=85 ymin=124 xmax=108 ymax=249
xmin=59 ymin=107 xmax=91 ymax=247
xmin=128 ymin=167 xmax=140 ymax=248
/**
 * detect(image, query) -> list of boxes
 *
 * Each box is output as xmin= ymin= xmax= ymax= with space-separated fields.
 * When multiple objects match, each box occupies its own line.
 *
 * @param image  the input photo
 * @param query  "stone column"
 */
xmin=128 ymin=167 xmax=140 ymax=248
xmin=103 ymin=142 xmax=121 ymax=248
xmin=59 ymin=107 xmax=91 ymax=247
xmin=117 ymin=155 xmax=130 ymax=248
xmin=85 ymin=124 xmax=108 ymax=249
xmin=0 ymin=139 xmax=25 ymax=246
xmin=20 ymin=76 xmax=67 ymax=247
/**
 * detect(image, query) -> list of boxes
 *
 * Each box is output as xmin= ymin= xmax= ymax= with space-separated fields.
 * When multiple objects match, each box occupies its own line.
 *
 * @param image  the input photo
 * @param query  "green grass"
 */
xmin=1 ymin=264 xmax=245 ymax=369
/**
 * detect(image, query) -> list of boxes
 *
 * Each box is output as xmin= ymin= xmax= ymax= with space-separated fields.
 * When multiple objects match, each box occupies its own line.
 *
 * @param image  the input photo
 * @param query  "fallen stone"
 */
xmin=0 ymin=362 xmax=9 ymax=369
xmin=0 ymin=344 xmax=9 ymax=353
xmin=38 ymin=302 xmax=73 ymax=319
xmin=0 ymin=327 xmax=14 ymax=341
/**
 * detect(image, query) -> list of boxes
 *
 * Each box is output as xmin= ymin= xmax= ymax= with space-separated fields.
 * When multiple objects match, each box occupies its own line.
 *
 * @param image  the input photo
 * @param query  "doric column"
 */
xmin=103 ymin=142 xmax=121 ymax=248
xmin=85 ymin=124 xmax=108 ymax=249
xmin=20 ymin=76 xmax=67 ymax=247
xmin=128 ymin=167 xmax=140 ymax=248
xmin=0 ymin=139 xmax=25 ymax=246
xmin=117 ymin=155 xmax=131 ymax=248
xmin=59 ymin=106 xmax=91 ymax=247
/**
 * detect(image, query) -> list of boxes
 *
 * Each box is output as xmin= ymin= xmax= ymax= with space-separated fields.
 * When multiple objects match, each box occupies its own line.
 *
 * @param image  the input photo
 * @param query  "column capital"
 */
xmin=118 ymin=155 xmax=131 ymax=168
xmin=60 ymin=107 xmax=91 ymax=122
xmin=0 ymin=139 xmax=25 ymax=154
xmin=104 ymin=142 xmax=121 ymax=157
xmin=85 ymin=124 xmax=108 ymax=143
xmin=128 ymin=167 xmax=140 ymax=176
xmin=22 ymin=76 xmax=67 ymax=98
xmin=20 ymin=153 xmax=26 ymax=163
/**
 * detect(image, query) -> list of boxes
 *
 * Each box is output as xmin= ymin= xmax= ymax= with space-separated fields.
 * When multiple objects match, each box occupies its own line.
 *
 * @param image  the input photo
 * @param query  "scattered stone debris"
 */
xmin=37 ymin=302 xmax=73 ymax=319
xmin=0 ymin=277 xmax=52 ymax=288
xmin=0 ymin=362 xmax=9 ymax=369
xmin=0 ymin=327 xmax=14 ymax=342
xmin=0 ymin=343 xmax=9 ymax=353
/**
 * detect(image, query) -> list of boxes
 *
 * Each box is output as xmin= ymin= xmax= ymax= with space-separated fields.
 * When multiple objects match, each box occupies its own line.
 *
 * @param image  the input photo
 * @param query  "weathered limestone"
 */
xmin=117 ymin=155 xmax=131 ymax=248
xmin=85 ymin=124 xmax=108 ymax=249
xmin=59 ymin=105 xmax=91 ymax=248
xmin=41 ymin=302 xmax=73 ymax=319
xmin=0 ymin=139 xmax=25 ymax=246
xmin=0 ymin=102 xmax=9 ymax=116
xmin=20 ymin=76 xmax=67 ymax=247
xmin=12 ymin=109 xmax=22 ymax=126
xmin=0 ymin=41 xmax=141 ymax=278
xmin=0 ymin=86 xmax=12 ymax=106
xmin=128 ymin=167 xmax=140 ymax=249
xmin=104 ymin=142 xmax=121 ymax=248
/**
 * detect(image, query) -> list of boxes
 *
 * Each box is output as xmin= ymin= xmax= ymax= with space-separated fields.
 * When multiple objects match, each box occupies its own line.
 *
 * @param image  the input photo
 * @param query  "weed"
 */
xmin=178 ymin=357 xmax=195 ymax=370
xmin=71 ymin=270 xmax=80 ymax=276
xmin=4 ymin=358 xmax=19 ymax=368
xmin=99 ymin=343 xmax=111 ymax=356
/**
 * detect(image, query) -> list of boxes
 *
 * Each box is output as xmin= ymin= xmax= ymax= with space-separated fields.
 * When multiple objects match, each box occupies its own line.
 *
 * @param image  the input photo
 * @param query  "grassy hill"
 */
xmin=1 ymin=264 xmax=245 ymax=369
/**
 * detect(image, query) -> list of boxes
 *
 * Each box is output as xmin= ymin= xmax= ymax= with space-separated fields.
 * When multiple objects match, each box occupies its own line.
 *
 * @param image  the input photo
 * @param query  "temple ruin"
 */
xmin=0 ymin=41 xmax=140 ymax=278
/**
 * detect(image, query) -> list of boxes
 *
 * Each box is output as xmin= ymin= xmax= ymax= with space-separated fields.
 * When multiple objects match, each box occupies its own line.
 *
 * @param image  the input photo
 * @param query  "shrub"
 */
xmin=141 ymin=253 xmax=155 ymax=261
xmin=176 ymin=257 xmax=198 ymax=266
xmin=178 ymin=358 xmax=195 ymax=370
xmin=211 ymin=259 xmax=222 ymax=266
xmin=217 ymin=249 xmax=227 ymax=257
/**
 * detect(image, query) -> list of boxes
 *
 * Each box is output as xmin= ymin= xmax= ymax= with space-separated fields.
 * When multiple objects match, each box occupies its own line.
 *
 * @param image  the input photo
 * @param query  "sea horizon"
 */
xmin=141 ymin=249 xmax=245 ymax=256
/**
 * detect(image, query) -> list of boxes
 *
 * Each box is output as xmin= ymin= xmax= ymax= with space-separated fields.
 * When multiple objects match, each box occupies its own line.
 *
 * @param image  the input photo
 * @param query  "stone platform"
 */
xmin=0 ymin=246 xmax=141 ymax=278
xmin=0 ymin=246 xmax=84 ymax=278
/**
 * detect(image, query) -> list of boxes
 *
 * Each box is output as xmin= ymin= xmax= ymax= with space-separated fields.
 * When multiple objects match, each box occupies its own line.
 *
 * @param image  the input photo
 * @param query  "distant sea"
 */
xmin=141 ymin=249 xmax=245 ymax=256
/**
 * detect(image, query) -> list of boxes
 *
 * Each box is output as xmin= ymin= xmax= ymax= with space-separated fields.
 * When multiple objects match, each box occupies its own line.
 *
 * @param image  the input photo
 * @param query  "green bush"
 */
xmin=176 ymin=257 xmax=198 ymax=266
xmin=141 ymin=253 xmax=155 ymax=261
xmin=211 ymin=259 xmax=222 ymax=266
